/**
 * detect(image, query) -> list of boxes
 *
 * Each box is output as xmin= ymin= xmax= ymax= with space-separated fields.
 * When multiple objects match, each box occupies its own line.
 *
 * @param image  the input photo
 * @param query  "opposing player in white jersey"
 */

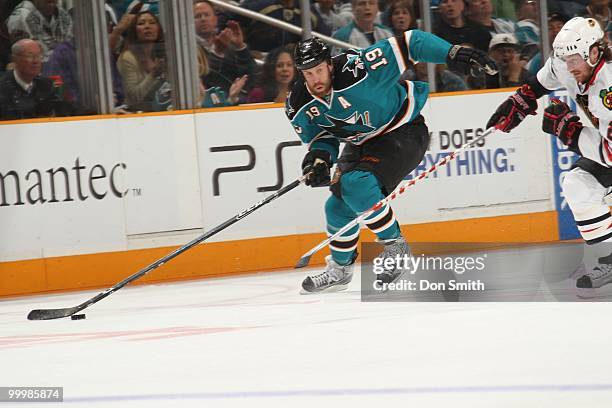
xmin=487 ymin=17 xmax=612 ymax=296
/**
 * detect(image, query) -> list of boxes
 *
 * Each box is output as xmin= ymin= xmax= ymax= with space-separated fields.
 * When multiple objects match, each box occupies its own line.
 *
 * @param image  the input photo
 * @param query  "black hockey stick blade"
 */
xmin=295 ymin=254 xmax=313 ymax=269
xmin=28 ymin=306 xmax=81 ymax=320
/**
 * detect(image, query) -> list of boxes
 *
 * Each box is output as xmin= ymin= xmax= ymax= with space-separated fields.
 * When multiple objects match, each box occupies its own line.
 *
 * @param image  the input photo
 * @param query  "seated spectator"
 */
xmin=0 ymin=38 xmax=72 ymax=119
xmin=526 ymin=11 xmax=568 ymax=74
xmin=247 ymin=45 xmax=295 ymax=103
xmin=512 ymin=0 xmax=540 ymax=62
xmin=315 ymin=0 xmax=352 ymax=32
xmin=470 ymin=32 xmax=529 ymax=89
xmin=404 ymin=61 xmax=468 ymax=92
xmin=117 ymin=10 xmax=167 ymax=112
xmin=466 ymin=0 xmax=515 ymax=35
xmin=6 ymin=0 xmax=72 ymax=63
xmin=332 ymin=0 xmax=393 ymax=53
xmin=512 ymin=0 xmax=539 ymax=44
xmin=194 ymin=0 xmax=255 ymax=98
xmin=43 ymin=11 xmax=125 ymax=109
xmin=584 ymin=0 xmax=611 ymax=40
xmin=434 ymin=0 xmax=492 ymax=52
xmin=382 ymin=0 xmax=418 ymax=35
xmin=109 ymin=1 xmax=140 ymax=56
xmin=239 ymin=0 xmax=331 ymax=53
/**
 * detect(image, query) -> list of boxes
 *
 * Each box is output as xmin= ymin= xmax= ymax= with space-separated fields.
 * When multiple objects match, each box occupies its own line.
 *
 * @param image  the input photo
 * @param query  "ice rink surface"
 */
xmin=2 ymin=244 xmax=612 ymax=408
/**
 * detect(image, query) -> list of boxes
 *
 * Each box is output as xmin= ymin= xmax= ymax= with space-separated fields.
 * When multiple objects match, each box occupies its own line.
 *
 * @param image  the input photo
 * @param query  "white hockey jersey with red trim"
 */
xmin=537 ymin=56 xmax=612 ymax=166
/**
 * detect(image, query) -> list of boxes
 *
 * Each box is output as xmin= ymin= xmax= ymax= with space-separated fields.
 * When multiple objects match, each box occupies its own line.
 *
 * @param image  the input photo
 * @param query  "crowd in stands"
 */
xmin=0 ymin=0 xmax=611 ymax=120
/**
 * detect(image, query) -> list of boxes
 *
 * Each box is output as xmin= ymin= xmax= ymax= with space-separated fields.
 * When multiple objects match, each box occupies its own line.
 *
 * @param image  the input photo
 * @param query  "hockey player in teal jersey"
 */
xmin=286 ymin=32 xmax=497 ymax=293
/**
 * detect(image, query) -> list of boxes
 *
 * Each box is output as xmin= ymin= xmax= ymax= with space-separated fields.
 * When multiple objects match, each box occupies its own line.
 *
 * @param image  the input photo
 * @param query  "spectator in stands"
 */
xmin=434 ymin=0 xmax=492 ymax=52
xmin=465 ymin=0 xmax=515 ymax=35
xmin=109 ymin=1 xmax=142 ymax=57
xmin=43 ymin=7 xmax=125 ymax=108
xmin=239 ymin=0 xmax=331 ymax=53
xmin=247 ymin=45 xmax=295 ymax=103
xmin=382 ymin=0 xmax=418 ymax=35
xmin=513 ymin=0 xmax=539 ymax=44
xmin=404 ymin=61 xmax=468 ymax=91
xmin=332 ymin=0 xmax=393 ymax=53
xmin=526 ymin=11 xmax=568 ymax=74
xmin=512 ymin=0 xmax=540 ymax=64
xmin=6 ymin=0 xmax=72 ymax=63
xmin=194 ymin=47 xmax=249 ymax=108
xmin=194 ymin=0 xmax=255 ymax=98
xmin=0 ymin=39 xmax=71 ymax=119
xmin=315 ymin=0 xmax=352 ymax=32
xmin=585 ymin=0 xmax=611 ymax=40
xmin=117 ymin=10 xmax=166 ymax=112
xmin=470 ymin=32 xmax=528 ymax=89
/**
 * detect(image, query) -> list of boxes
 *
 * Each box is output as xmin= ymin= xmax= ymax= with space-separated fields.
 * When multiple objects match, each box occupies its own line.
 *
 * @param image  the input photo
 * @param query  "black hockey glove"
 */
xmin=486 ymin=83 xmax=538 ymax=132
xmin=302 ymin=149 xmax=332 ymax=187
xmin=446 ymin=45 xmax=498 ymax=77
xmin=542 ymin=99 xmax=583 ymax=146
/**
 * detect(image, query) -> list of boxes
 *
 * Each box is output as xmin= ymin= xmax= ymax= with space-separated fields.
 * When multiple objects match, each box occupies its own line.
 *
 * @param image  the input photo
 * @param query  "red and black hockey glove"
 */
xmin=542 ymin=99 xmax=583 ymax=146
xmin=302 ymin=149 xmax=332 ymax=187
xmin=486 ymin=83 xmax=539 ymax=132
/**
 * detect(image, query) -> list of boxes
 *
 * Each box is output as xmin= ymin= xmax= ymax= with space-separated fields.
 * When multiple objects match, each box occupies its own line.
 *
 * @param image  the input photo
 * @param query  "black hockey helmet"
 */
xmin=294 ymin=37 xmax=331 ymax=70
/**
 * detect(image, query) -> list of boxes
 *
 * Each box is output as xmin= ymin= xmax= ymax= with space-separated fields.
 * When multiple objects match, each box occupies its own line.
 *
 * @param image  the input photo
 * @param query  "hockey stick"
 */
xmin=28 ymin=175 xmax=308 ymax=320
xmin=295 ymin=127 xmax=497 ymax=268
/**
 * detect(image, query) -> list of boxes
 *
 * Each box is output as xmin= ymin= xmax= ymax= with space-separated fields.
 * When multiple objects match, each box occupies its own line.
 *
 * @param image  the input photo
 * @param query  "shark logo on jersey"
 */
xmin=599 ymin=87 xmax=612 ymax=110
xmin=342 ymin=54 xmax=365 ymax=78
xmin=321 ymin=111 xmax=375 ymax=141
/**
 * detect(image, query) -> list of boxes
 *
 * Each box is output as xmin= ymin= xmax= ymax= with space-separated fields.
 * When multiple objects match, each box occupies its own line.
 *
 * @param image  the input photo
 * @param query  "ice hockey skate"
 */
xmin=375 ymin=236 xmax=411 ymax=288
xmin=301 ymin=255 xmax=356 ymax=294
xmin=576 ymin=262 xmax=612 ymax=298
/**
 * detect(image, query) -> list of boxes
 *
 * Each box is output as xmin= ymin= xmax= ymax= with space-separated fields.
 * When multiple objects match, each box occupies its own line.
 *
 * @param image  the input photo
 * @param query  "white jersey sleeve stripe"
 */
xmin=403 ymin=31 xmax=416 ymax=63
xmin=388 ymin=36 xmax=407 ymax=75
xmin=387 ymin=81 xmax=415 ymax=134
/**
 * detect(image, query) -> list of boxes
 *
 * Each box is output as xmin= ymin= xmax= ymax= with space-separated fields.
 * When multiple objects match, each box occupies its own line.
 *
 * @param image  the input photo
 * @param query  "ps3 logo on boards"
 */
xmin=210 ymin=141 xmax=302 ymax=196
xmin=0 ymin=158 xmax=128 ymax=207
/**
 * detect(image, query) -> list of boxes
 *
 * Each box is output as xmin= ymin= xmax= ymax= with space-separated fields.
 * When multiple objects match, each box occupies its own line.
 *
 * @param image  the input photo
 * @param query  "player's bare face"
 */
xmin=562 ymin=53 xmax=593 ymax=83
xmin=302 ymin=62 xmax=333 ymax=97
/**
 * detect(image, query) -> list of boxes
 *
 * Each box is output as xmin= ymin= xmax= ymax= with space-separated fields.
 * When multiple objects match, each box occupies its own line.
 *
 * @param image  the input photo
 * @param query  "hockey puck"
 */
xmin=71 ymin=314 xmax=86 ymax=320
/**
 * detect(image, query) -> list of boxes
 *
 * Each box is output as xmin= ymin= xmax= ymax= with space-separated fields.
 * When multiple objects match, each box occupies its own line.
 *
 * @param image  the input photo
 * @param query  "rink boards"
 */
xmin=0 ymin=89 xmax=577 ymax=296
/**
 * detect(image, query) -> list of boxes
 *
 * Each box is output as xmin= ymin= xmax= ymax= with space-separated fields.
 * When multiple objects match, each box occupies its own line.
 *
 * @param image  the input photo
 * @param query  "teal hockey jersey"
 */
xmin=285 ymin=30 xmax=452 ymax=162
